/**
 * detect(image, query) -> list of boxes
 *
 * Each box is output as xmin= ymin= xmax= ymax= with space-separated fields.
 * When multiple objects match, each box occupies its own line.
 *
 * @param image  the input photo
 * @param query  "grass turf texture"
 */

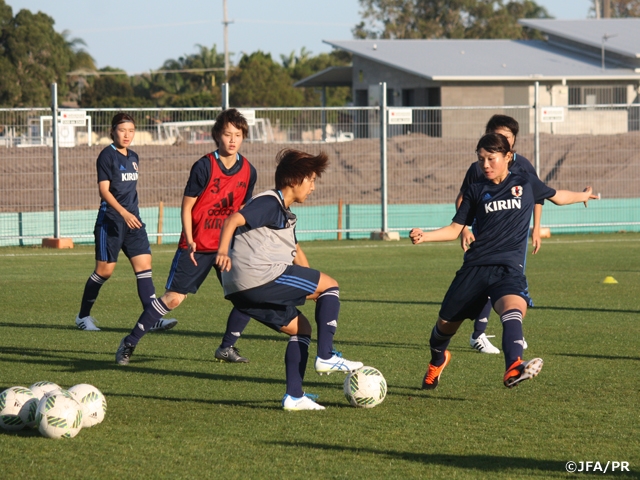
xmin=0 ymin=233 xmax=638 ymax=479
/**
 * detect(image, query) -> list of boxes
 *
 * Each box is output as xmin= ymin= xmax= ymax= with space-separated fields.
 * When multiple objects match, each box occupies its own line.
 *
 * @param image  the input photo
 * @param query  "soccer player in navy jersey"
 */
xmin=457 ymin=115 xmax=539 ymax=354
xmin=411 ymin=133 xmax=597 ymax=389
xmin=214 ymin=149 xmax=363 ymax=410
xmin=116 ymin=109 xmax=257 ymax=366
xmin=75 ymin=113 xmax=176 ymax=332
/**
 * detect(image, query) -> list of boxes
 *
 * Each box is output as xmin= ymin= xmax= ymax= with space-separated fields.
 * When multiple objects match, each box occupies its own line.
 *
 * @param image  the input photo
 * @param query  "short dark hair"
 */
xmin=485 ymin=115 xmax=519 ymax=138
xmin=476 ymin=133 xmax=512 ymax=156
xmin=275 ymin=149 xmax=329 ymax=190
xmin=110 ymin=113 xmax=135 ymax=140
xmin=211 ymin=108 xmax=249 ymax=146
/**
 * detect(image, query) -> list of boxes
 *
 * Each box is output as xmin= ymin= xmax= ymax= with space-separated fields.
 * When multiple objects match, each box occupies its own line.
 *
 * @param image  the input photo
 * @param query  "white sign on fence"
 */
xmin=237 ymin=109 xmax=256 ymax=126
xmin=541 ymin=107 xmax=565 ymax=123
xmin=60 ymin=110 xmax=87 ymax=126
xmin=388 ymin=108 xmax=413 ymax=125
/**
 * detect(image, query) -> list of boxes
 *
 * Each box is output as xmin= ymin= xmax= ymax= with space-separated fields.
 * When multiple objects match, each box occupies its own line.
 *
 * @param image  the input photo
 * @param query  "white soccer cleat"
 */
xmin=282 ymin=394 xmax=325 ymax=411
xmin=149 ymin=318 xmax=178 ymax=332
xmin=315 ymin=353 xmax=363 ymax=375
xmin=470 ymin=333 xmax=500 ymax=354
xmin=75 ymin=315 xmax=100 ymax=331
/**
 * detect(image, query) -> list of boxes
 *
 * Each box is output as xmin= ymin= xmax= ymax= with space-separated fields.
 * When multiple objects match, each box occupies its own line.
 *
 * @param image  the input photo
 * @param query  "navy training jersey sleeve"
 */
xmin=183 ymin=156 xmax=210 ymax=198
xmin=459 ymin=162 xmax=483 ymax=193
xmin=239 ymin=195 xmax=287 ymax=230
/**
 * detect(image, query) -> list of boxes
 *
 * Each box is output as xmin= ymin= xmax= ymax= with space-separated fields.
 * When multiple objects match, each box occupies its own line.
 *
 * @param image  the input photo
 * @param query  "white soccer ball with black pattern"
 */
xmin=0 ymin=386 xmax=38 ymax=430
xmin=29 ymin=381 xmax=62 ymax=401
xmin=36 ymin=390 xmax=83 ymax=439
xmin=68 ymin=384 xmax=107 ymax=428
xmin=343 ymin=366 xmax=387 ymax=408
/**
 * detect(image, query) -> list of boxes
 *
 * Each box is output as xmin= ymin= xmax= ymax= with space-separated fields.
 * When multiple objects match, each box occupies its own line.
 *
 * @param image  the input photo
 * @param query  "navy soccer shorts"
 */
xmin=94 ymin=216 xmax=151 ymax=263
xmin=165 ymin=249 xmax=220 ymax=295
xmin=225 ymin=265 xmax=321 ymax=331
xmin=438 ymin=265 xmax=532 ymax=322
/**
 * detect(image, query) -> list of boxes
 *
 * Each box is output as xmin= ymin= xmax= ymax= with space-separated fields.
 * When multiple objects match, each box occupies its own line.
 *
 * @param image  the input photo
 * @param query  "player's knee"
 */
xmin=162 ymin=291 xmax=186 ymax=310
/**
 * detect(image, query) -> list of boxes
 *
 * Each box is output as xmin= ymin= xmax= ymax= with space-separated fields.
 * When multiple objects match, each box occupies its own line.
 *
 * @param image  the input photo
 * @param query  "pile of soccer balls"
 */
xmin=343 ymin=366 xmax=387 ymax=408
xmin=0 ymin=381 xmax=106 ymax=439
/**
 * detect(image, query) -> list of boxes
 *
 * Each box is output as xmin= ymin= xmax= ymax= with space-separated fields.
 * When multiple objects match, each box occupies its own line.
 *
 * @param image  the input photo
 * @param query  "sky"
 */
xmin=7 ymin=0 xmax=594 ymax=73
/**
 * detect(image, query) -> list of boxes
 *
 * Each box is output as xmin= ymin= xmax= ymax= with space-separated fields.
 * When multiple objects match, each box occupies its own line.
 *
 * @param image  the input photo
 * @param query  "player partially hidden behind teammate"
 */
xmin=116 ymin=108 xmax=257 ymax=366
xmin=458 ymin=115 xmax=539 ymax=354
xmin=411 ymin=133 xmax=597 ymax=389
xmin=75 ymin=113 xmax=176 ymax=332
xmin=215 ymin=149 xmax=363 ymax=411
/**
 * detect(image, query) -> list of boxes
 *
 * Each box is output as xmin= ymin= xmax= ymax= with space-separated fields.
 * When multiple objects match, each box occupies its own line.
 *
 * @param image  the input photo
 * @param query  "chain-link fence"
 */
xmin=1 ymin=89 xmax=639 ymax=247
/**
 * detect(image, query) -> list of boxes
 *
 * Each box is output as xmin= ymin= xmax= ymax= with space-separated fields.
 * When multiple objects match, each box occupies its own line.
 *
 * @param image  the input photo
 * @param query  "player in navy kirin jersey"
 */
xmin=411 ymin=133 xmax=597 ymax=389
xmin=116 ymin=109 xmax=257 ymax=366
xmin=75 ymin=113 xmax=176 ymax=332
xmin=457 ymin=115 xmax=540 ymax=355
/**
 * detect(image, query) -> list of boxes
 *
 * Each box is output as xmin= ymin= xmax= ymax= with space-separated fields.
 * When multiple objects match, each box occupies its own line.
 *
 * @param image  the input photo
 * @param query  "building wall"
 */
xmin=352 ymin=54 xmax=638 ymax=137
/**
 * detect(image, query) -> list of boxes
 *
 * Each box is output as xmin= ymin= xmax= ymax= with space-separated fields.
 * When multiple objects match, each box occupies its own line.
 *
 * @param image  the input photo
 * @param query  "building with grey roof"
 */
xmin=296 ymin=20 xmax=640 ymax=137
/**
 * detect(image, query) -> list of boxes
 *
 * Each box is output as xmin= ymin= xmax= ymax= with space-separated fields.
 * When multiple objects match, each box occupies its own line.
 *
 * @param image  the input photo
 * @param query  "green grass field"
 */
xmin=1 ymin=233 xmax=638 ymax=479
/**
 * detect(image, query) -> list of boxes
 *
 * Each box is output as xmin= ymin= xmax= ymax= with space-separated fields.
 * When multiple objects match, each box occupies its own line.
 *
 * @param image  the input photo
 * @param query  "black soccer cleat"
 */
xmin=116 ymin=338 xmax=136 ymax=366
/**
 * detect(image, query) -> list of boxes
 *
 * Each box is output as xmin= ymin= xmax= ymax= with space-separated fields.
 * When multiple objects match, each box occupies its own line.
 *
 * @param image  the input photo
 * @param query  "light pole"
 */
xmin=223 ymin=0 xmax=234 ymax=82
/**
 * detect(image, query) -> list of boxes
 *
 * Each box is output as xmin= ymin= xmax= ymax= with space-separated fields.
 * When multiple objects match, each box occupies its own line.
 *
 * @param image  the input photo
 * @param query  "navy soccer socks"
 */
xmin=79 ymin=272 xmax=107 ymax=318
xmin=501 ymin=309 xmax=525 ymax=369
xmin=315 ymin=287 xmax=339 ymax=360
xmin=135 ymin=269 xmax=156 ymax=309
xmin=219 ymin=308 xmax=251 ymax=349
xmin=429 ymin=324 xmax=454 ymax=366
xmin=471 ymin=298 xmax=492 ymax=340
xmin=125 ymin=298 xmax=171 ymax=346
xmin=285 ymin=335 xmax=310 ymax=398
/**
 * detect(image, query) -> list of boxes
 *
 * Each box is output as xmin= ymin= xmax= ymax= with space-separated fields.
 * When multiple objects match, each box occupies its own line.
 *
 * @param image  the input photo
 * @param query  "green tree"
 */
xmin=147 ymin=43 xmax=223 ymax=106
xmin=353 ymin=0 xmax=551 ymax=40
xmin=229 ymin=51 xmax=304 ymax=107
xmin=0 ymin=2 xmax=76 ymax=106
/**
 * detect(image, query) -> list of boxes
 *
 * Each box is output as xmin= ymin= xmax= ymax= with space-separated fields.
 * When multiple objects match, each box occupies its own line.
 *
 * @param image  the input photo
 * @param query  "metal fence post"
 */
xmin=534 ymin=81 xmax=540 ymax=177
xmin=51 ymin=83 xmax=60 ymax=239
xmin=222 ymin=83 xmax=229 ymax=110
xmin=380 ymin=82 xmax=388 ymax=233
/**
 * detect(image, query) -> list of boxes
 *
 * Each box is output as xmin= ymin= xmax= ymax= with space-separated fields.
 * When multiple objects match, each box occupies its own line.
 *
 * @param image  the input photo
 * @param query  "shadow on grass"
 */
xmin=342 ymin=298 xmax=640 ymax=315
xmin=557 ymin=352 xmax=640 ymax=362
xmin=269 ymin=442 xmax=639 ymax=477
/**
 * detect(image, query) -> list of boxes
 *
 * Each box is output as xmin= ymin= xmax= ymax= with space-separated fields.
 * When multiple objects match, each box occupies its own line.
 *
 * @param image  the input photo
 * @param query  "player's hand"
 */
xmin=582 ymin=186 xmax=598 ymax=207
xmin=460 ymin=227 xmax=475 ymax=252
xmin=188 ymin=242 xmax=198 ymax=266
xmin=215 ymin=252 xmax=232 ymax=272
xmin=410 ymin=228 xmax=424 ymax=244
xmin=531 ymin=229 xmax=541 ymax=255
xmin=122 ymin=211 xmax=142 ymax=229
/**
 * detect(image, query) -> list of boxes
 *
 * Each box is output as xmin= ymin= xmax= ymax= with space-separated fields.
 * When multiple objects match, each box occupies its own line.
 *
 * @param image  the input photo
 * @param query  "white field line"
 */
xmin=1 ymin=236 xmax=638 ymax=258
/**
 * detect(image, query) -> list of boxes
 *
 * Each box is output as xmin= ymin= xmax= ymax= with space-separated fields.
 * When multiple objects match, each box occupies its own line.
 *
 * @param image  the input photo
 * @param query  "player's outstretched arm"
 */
xmin=98 ymin=180 xmax=141 ymax=229
xmin=531 ymin=203 xmax=543 ymax=255
xmin=548 ymin=187 xmax=598 ymax=207
xmin=410 ymin=223 xmax=465 ymax=245
xmin=215 ymin=212 xmax=246 ymax=272
xmin=455 ymin=191 xmax=475 ymax=251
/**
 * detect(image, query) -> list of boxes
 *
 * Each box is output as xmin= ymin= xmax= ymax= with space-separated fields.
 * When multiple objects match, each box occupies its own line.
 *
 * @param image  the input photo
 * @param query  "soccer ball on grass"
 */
xmin=0 ymin=386 xmax=38 ymax=430
xmin=29 ymin=381 xmax=62 ymax=401
xmin=36 ymin=390 xmax=83 ymax=439
xmin=343 ymin=366 xmax=387 ymax=408
xmin=68 ymin=384 xmax=107 ymax=428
